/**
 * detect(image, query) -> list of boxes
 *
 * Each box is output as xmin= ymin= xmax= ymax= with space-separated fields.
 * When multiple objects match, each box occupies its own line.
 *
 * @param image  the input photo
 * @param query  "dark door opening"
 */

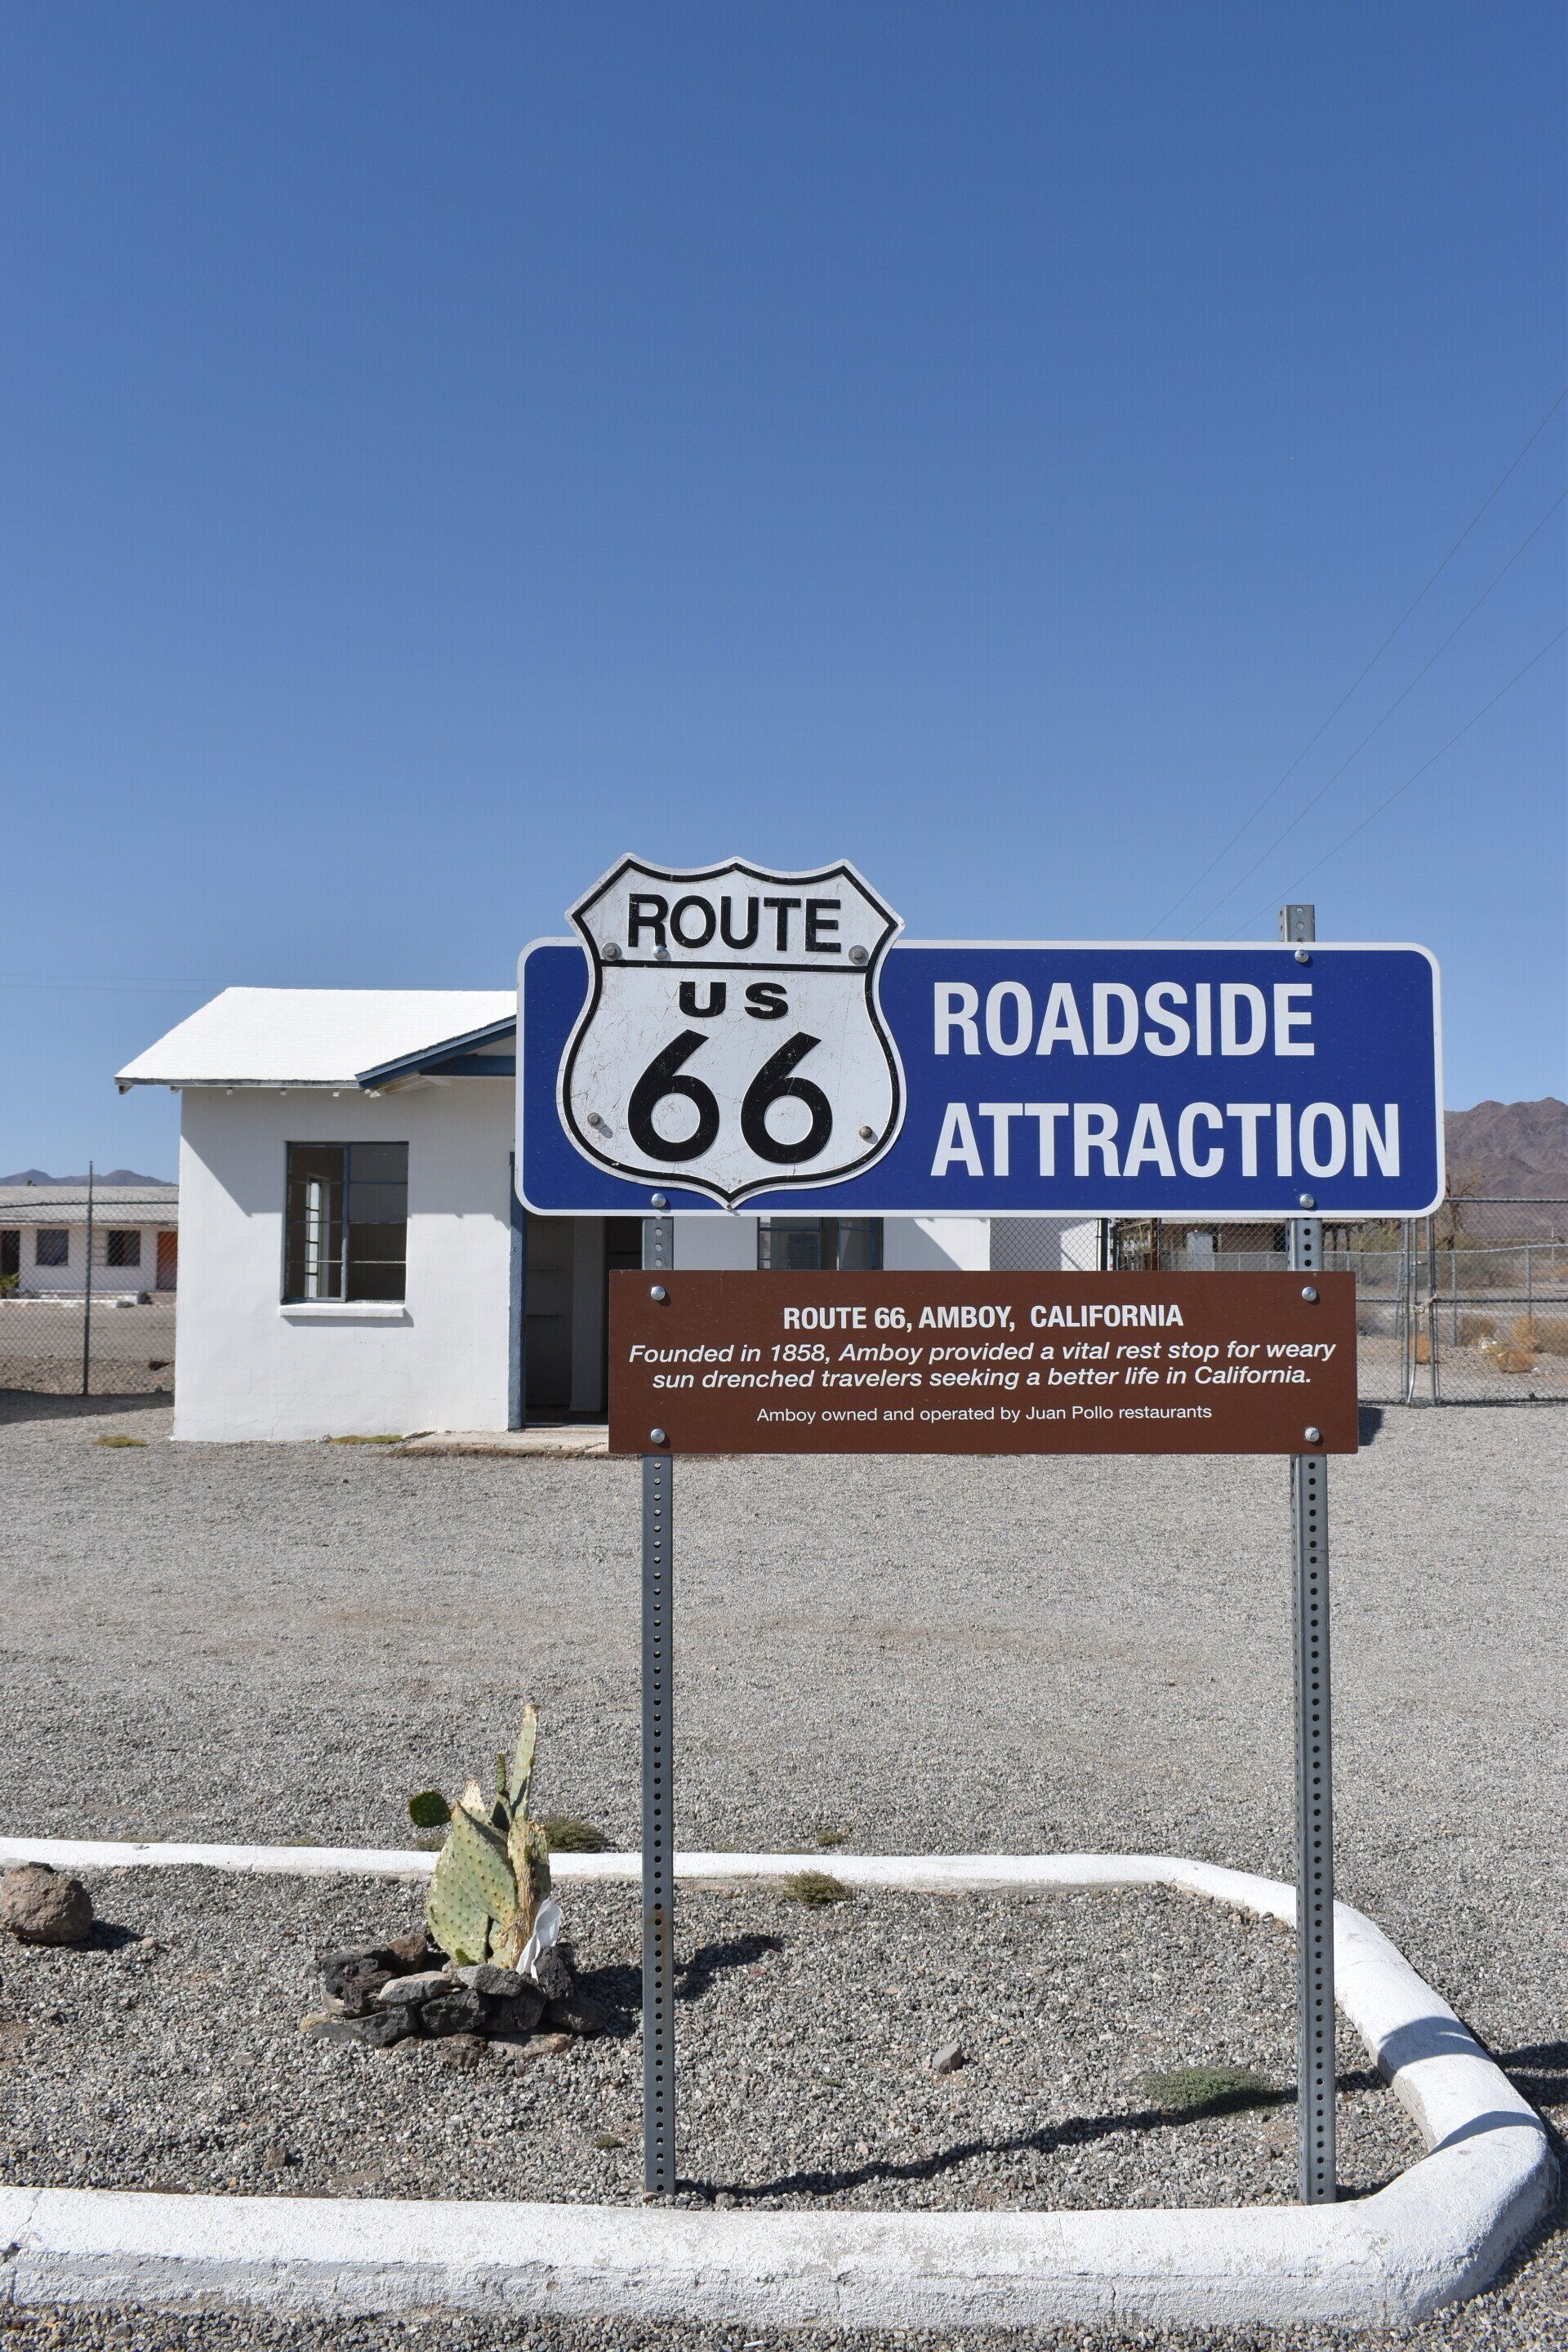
xmin=524 ymin=1218 xmax=574 ymax=1415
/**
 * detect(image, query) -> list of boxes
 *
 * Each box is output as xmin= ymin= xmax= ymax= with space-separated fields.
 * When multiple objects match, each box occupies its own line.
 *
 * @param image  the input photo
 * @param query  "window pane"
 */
xmin=106 ymin=1229 xmax=141 ymax=1268
xmin=284 ymin=1145 xmax=346 ymax=1301
xmin=37 ymin=1230 xmax=69 ymax=1267
xmin=346 ymin=1142 xmax=407 ymax=1302
xmin=350 ymin=1143 xmax=408 ymax=1187
xmin=758 ymin=1218 xmax=822 ymax=1270
xmin=835 ymin=1220 xmax=883 ymax=1271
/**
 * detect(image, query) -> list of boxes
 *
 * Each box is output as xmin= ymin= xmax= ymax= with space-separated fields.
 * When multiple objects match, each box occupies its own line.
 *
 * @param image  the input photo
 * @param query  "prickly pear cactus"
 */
xmin=423 ymin=1704 xmax=550 ymax=1967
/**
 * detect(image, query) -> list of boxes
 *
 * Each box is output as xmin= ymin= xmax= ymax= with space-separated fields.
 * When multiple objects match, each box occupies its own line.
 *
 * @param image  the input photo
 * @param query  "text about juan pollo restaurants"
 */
xmin=608 ymin=1272 xmax=1358 ymax=1457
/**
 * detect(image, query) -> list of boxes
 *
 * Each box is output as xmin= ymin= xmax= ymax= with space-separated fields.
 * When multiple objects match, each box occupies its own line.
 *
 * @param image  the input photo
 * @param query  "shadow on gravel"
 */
xmin=677 ymin=1933 xmax=786 ymax=2001
xmin=1497 ymin=2041 xmax=1568 ymax=2113
xmin=1357 ymin=1405 xmax=1385 ymax=1445
xmin=566 ymin=1936 xmax=786 ymax=2032
xmin=0 ymin=1389 xmax=169 ymax=1427
xmin=690 ymin=2066 xmax=1388 ymax=2203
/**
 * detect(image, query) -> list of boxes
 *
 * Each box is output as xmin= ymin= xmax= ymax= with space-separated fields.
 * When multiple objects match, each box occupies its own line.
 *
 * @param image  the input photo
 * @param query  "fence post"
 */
xmin=81 ymin=1162 xmax=95 ymax=1399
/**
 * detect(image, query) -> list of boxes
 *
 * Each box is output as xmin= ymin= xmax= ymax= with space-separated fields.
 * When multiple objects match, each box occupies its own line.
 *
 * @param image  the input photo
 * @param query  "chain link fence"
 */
xmin=1414 ymin=1196 xmax=1568 ymax=1405
xmin=0 ymin=1185 xmax=176 ymax=1398
xmin=1101 ymin=1199 xmax=1568 ymax=1405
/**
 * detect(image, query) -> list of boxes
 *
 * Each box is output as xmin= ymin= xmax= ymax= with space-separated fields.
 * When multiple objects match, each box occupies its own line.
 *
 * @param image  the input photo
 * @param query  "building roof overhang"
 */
xmin=115 ymin=989 xmax=518 ymax=1093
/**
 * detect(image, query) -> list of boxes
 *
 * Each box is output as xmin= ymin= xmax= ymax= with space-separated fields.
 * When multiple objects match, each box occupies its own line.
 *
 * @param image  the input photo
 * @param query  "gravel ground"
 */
xmin=0 ymin=1869 xmax=1418 ymax=2211
xmin=0 ymin=1396 xmax=1563 ymax=2346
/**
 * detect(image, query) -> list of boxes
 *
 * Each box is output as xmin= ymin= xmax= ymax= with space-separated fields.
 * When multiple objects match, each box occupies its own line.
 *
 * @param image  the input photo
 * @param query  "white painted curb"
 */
xmin=0 ymin=1841 xmax=1554 ymax=2332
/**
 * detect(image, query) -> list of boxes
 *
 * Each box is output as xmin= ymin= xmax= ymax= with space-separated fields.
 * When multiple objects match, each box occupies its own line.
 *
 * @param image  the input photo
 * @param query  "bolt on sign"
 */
xmin=609 ymin=1272 xmax=1359 ymax=1456
xmin=519 ymin=856 xmax=1443 ymax=1219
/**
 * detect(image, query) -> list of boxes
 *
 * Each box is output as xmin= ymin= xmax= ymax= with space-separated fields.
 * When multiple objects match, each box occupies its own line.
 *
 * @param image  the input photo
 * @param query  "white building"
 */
xmin=0 ymin=1183 xmax=178 ymax=1298
xmin=118 ymin=988 xmax=1094 ymax=1442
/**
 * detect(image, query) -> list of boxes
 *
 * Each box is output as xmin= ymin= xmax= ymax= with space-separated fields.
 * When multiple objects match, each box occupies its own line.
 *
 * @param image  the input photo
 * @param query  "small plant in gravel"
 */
xmin=1143 ymin=2062 xmax=1281 ymax=2115
xmin=782 ymin=1869 xmax=851 ymax=1908
xmin=326 ymin=1432 xmax=403 ymax=1444
xmin=539 ymin=1814 xmax=611 ymax=1852
xmin=813 ymin=1827 xmax=850 ymax=1848
xmin=94 ymin=1434 xmax=147 ymax=1448
xmin=413 ymin=1705 xmax=554 ymax=1967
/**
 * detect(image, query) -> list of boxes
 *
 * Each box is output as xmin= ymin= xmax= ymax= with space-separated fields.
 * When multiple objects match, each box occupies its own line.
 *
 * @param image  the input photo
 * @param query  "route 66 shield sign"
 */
xmin=558 ymin=856 xmax=905 ymax=1207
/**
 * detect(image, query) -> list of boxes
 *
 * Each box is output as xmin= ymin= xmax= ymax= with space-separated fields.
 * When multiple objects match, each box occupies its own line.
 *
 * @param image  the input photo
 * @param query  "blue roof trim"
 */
xmin=355 ymin=1018 xmax=517 ymax=1088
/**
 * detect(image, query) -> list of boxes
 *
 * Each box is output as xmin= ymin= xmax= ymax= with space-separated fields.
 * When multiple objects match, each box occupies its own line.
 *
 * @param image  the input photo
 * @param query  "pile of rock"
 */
xmin=302 ymin=1928 xmax=614 ymax=2065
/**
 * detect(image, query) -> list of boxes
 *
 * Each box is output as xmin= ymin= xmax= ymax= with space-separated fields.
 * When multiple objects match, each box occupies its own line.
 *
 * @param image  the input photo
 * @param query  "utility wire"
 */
xmin=1183 ymin=484 xmax=1566 ymax=932
xmin=1227 ymin=624 xmax=1566 ymax=935
xmin=1150 ymin=383 xmax=1568 ymax=932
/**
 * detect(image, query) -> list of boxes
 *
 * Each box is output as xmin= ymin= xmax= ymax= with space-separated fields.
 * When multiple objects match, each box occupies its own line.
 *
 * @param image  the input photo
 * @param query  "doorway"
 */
xmin=523 ymin=1218 xmax=575 ymax=1414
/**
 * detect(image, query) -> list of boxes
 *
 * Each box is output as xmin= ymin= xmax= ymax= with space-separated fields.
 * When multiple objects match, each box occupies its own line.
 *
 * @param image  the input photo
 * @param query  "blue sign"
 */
xmin=519 ymin=862 xmax=1443 ymax=1218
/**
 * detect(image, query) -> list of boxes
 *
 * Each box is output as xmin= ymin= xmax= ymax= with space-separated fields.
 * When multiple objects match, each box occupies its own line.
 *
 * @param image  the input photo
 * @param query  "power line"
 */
xmin=1149 ymin=383 xmax=1568 ymax=933
xmin=1183 ymin=483 xmax=1566 ymax=931
xmin=1227 ymin=624 xmax=1566 ymax=935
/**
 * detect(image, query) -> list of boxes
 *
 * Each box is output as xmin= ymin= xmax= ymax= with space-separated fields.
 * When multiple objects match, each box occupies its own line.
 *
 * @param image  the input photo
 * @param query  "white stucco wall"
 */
xmin=884 ymin=1217 xmax=991 ymax=1272
xmin=173 ymin=1085 xmax=514 ymax=1442
xmin=674 ymin=1216 xmax=988 ymax=1271
xmin=674 ymin=1216 xmax=760 ymax=1269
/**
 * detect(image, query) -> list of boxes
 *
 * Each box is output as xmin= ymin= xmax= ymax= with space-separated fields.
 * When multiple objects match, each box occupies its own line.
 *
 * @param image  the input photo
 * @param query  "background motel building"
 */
xmin=119 ymin=989 xmax=1105 ymax=1443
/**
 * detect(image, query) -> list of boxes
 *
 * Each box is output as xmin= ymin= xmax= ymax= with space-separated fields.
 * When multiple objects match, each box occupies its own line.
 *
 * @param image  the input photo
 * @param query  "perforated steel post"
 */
xmin=1281 ymin=902 xmax=1337 ymax=2204
xmin=641 ymin=1211 xmax=675 ymax=2198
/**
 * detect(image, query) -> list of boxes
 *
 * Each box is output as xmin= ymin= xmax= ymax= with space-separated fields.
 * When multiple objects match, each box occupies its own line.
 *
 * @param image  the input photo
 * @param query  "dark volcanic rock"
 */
xmin=317 ymin=1951 xmax=394 ymax=2016
xmin=483 ymin=1983 xmax=545 ymax=2037
xmin=384 ymin=1929 xmax=441 ymax=1971
xmin=303 ymin=2009 xmax=414 ymax=2049
xmin=533 ymin=1944 xmax=574 ymax=2003
xmin=420 ymin=1989 xmax=485 ymax=2038
xmin=541 ymin=1991 xmax=617 ymax=2039
xmin=451 ymin=1962 xmax=524 ymax=1998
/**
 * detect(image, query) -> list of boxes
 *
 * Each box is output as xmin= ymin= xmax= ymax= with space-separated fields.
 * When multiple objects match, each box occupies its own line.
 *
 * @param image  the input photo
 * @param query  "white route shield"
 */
xmin=559 ymin=856 xmax=905 ymax=1207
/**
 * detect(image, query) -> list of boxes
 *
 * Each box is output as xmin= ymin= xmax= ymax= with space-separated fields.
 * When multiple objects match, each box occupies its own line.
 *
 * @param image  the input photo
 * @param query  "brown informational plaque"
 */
xmin=608 ymin=1272 xmax=1358 ymax=1457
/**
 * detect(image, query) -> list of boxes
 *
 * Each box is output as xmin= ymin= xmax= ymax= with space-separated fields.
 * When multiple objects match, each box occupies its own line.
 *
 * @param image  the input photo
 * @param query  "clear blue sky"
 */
xmin=2 ymin=3 xmax=1562 ymax=1178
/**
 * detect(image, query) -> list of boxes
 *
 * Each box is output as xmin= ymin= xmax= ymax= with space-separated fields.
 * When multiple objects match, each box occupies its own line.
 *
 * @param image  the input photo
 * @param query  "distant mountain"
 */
xmin=0 ymin=1168 xmax=172 ymax=1187
xmin=1445 ymin=1099 xmax=1568 ymax=1197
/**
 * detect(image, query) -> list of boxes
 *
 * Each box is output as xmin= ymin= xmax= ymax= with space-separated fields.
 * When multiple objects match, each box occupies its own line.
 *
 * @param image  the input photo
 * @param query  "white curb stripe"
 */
xmin=0 ymin=1841 xmax=1553 ymax=2332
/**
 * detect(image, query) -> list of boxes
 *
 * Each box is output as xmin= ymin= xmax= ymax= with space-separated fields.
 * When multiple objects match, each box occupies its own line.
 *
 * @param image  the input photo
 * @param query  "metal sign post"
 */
xmin=1281 ymin=902 xmax=1336 ymax=2204
xmin=640 ymin=1203 xmax=675 ymax=2198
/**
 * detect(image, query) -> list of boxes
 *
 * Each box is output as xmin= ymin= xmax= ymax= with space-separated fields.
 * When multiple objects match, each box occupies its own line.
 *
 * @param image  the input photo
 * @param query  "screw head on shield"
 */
xmin=649 ymin=1428 xmax=667 ymax=1445
xmin=1301 ymin=1286 xmax=1318 ymax=1302
xmin=650 ymin=1193 xmax=668 ymax=1209
xmin=858 ymin=1123 xmax=875 ymax=1139
xmin=1303 ymin=1426 xmax=1321 ymax=1444
xmin=849 ymin=944 xmax=869 ymax=964
xmin=649 ymin=1285 xmax=667 ymax=1302
xmin=603 ymin=942 xmax=622 ymax=960
xmin=1294 ymin=948 xmax=1312 ymax=964
xmin=1298 ymin=1193 xmax=1316 ymax=1209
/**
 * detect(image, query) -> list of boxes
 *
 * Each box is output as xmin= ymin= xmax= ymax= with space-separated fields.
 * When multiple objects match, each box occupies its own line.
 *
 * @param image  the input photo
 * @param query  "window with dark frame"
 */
xmin=757 ymin=1218 xmax=883 ymax=1272
xmin=36 ymin=1229 xmax=69 ymax=1267
xmin=105 ymin=1229 xmax=141 ymax=1268
xmin=283 ymin=1143 xmax=408 ymax=1303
